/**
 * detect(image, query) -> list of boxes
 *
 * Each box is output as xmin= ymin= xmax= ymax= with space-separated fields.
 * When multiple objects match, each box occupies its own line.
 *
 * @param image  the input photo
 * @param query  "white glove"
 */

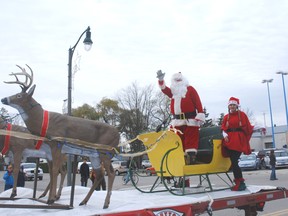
xmin=222 ymin=131 xmax=228 ymax=138
xmin=156 ymin=70 xmax=165 ymax=81
xmin=195 ymin=113 xmax=205 ymax=122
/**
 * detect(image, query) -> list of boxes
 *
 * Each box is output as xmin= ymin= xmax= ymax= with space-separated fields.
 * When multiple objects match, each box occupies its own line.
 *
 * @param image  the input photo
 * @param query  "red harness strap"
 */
xmin=2 ymin=123 xmax=12 ymax=155
xmin=35 ymin=110 xmax=49 ymax=150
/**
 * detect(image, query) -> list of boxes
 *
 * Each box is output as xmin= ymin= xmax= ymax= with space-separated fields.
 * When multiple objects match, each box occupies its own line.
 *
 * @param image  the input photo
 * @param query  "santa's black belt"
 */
xmin=226 ymin=128 xmax=242 ymax=132
xmin=173 ymin=112 xmax=196 ymax=120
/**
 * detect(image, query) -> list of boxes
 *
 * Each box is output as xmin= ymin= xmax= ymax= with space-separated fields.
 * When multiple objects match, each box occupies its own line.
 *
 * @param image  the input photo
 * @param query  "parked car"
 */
xmin=141 ymin=160 xmax=151 ymax=169
xmin=256 ymin=149 xmax=288 ymax=169
xmin=254 ymin=150 xmax=270 ymax=169
xmin=238 ymin=154 xmax=260 ymax=170
xmin=146 ymin=167 xmax=156 ymax=176
xmin=274 ymin=150 xmax=288 ymax=168
xmin=112 ymin=160 xmax=128 ymax=175
xmin=20 ymin=162 xmax=43 ymax=181
xmin=77 ymin=161 xmax=92 ymax=173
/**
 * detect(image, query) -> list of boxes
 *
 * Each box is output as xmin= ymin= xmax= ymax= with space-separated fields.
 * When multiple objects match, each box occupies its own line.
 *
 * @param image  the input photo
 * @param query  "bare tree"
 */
xmin=150 ymin=91 xmax=171 ymax=130
xmin=117 ymin=81 xmax=156 ymax=139
xmin=116 ymin=82 xmax=159 ymax=168
xmin=244 ymin=108 xmax=256 ymax=125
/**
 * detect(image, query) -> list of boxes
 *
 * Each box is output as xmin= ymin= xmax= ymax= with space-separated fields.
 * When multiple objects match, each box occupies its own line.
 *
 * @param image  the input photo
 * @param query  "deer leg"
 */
xmin=56 ymin=160 xmax=67 ymax=200
xmin=47 ymin=165 xmax=58 ymax=204
xmin=98 ymin=156 xmax=115 ymax=209
xmin=39 ymin=182 xmax=50 ymax=198
xmin=47 ymin=145 xmax=61 ymax=204
xmin=46 ymin=160 xmax=54 ymax=203
xmin=11 ymin=151 xmax=22 ymax=198
xmin=39 ymin=161 xmax=52 ymax=198
xmin=79 ymin=167 xmax=102 ymax=206
xmin=103 ymin=162 xmax=115 ymax=209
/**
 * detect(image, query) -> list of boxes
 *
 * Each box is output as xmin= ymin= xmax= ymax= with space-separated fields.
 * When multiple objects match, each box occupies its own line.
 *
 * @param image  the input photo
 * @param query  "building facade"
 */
xmin=250 ymin=125 xmax=288 ymax=151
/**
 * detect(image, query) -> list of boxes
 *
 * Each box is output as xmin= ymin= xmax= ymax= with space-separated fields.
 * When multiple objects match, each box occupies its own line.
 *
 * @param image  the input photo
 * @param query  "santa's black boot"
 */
xmin=187 ymin=151 xmax=197 ymax=165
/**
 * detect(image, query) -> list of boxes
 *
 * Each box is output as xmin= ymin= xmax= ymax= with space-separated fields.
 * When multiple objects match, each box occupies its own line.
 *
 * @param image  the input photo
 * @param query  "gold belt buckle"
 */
xmin=179 ymin=113 xmax=185 ymax=120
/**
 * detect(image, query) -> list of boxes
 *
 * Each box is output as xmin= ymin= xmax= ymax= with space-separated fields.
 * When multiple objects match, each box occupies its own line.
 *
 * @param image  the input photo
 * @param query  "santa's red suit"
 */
xmin=158 ymin=72 xmax=205 ymax=154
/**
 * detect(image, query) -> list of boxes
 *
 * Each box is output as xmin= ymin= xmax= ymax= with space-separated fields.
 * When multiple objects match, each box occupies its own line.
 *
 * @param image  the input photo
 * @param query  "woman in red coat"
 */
xmin=221 ymin=97 xmax=254 ymax=191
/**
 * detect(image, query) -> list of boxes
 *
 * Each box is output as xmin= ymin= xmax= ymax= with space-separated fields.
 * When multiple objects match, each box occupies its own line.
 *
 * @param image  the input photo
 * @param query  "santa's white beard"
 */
xmin=171 ymin=82 xmax=188 ymax=98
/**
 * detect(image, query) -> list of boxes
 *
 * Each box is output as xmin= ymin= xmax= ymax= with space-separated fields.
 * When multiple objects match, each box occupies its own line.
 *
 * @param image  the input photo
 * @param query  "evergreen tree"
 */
xmin=201 ymin=107 xmax=215 ymax=128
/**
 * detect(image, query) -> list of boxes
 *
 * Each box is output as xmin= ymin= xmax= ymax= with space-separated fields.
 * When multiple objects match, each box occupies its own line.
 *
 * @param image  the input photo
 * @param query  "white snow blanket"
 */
xmin=0 ymin=185 xmax=277 ymax=216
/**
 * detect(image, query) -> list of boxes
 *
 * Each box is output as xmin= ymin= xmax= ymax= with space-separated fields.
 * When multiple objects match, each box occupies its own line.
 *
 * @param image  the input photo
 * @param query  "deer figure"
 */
xmin=0 ymin=116 xmax=67 ymax=200
xmin=1 ymin=65 xmax=119 ymax=209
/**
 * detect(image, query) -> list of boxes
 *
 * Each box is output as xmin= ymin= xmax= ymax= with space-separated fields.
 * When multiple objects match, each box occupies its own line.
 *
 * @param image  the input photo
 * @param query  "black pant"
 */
xmin=228 ymin=149 xmax=242 ymax=179
xmin=91 ymin=177 xmax=106 ymax=191
xmin=95 ymin=178 xmax=106 ymax=191
xmin=81 ymin=177 xmax=88 ymax=187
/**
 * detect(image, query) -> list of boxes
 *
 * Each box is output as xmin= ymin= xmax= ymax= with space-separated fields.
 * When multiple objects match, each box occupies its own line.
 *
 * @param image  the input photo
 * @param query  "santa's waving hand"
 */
xmin=156 ymin=71 xmax=205 ymax=165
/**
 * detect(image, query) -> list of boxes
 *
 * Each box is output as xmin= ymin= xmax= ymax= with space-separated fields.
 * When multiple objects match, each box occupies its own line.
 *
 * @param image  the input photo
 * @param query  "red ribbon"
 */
xmin=35 ymin=110 xmax=49 ymax=150
xmin=2 ymin=123 xmax=12 ymax=155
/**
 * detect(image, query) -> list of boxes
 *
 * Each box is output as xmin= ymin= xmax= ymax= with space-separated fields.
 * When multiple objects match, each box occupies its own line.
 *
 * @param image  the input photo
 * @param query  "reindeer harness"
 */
xmin=35 ymin=110 xmax=49 ymax=150
xmin=1 ymin=123 xmax=12 ymax=155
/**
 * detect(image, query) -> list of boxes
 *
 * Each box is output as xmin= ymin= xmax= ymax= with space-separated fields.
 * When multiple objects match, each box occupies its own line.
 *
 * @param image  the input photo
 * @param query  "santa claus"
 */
xmin=156 ymin=70 xmax=205 ymax=164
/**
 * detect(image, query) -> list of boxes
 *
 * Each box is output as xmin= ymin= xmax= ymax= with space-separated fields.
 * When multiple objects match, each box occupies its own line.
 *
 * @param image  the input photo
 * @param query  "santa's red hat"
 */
xmin=228 ymin=97 xmax=240 ymax=106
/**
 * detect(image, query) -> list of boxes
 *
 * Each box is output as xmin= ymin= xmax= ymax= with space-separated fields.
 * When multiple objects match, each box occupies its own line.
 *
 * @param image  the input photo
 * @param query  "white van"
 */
xmin=112 ymin=160 xmax=128 ymax=175
xmin=274 ymin=150 xmax=288 ymax=168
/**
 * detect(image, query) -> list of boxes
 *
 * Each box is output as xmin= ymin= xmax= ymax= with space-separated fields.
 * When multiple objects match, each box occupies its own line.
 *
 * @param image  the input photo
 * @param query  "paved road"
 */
xmin=0 ymin=168 xmax=287 ymax=215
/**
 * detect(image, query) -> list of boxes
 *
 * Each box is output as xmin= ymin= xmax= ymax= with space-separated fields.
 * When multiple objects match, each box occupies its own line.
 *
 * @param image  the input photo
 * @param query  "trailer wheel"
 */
xmin=243 ymin=205 xmax=257 ymax=216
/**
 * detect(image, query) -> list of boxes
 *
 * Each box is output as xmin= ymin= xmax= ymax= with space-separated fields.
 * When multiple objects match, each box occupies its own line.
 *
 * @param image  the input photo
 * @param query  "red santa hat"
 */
xmin=228 ymin=97 xmax=239 ymax=106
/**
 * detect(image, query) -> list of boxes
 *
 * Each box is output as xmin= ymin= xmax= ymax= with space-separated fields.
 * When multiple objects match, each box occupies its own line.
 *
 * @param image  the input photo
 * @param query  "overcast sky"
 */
xmin=1 ymin=0 xmax=288 ymax=128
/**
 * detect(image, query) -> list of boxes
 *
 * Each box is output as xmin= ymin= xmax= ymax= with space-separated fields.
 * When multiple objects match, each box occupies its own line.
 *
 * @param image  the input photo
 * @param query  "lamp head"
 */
xmin=83 ymin=26 xmax=93 ymax=51
xmin=262 ymin=79 xmax=273 ymax=83
xmin=276 ymin=71 xmax=288 ymax=75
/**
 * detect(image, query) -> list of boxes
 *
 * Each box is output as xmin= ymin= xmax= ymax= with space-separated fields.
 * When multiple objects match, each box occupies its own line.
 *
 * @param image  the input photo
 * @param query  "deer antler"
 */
xmin=4 ymin=64 xmax=34 ymax=92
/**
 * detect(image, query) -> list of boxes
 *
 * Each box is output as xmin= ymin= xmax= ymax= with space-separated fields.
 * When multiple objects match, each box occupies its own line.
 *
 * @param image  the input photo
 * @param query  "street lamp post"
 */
xmin=67 ymin=26 xmax=93 ymax=187
xmin=68 ymin=26 xmax=93 ymax=116
xmin=276 ymin=71 xmax=288 ymax=130
xmin=262 ymin=79 xmax=275 ymax=148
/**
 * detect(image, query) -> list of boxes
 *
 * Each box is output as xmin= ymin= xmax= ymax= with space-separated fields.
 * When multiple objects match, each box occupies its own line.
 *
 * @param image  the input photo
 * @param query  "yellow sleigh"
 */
xmin=129 ymin=126 xmax=233 ymax=195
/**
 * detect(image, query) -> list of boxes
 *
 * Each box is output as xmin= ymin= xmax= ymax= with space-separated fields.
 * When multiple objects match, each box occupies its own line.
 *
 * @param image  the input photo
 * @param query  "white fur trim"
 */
xmin=173 ymin=96 xmax=182 ymax=114
xmin=171 ymin=119 xmax=186 ymax=127
xmin=171 ymin=119 xmax=201 ymax=127
xmin=185 ymin=148 xmax=197 ymax=153
xmin=195 ymin=113 xmax=205 ymax=122
xmin=186 ymin=119 xmax=201 ymax=127
xmin=159 ymin=81 xmax=166 ymax=90
xmin=228 ymin=100 xmax=239 ymax=106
